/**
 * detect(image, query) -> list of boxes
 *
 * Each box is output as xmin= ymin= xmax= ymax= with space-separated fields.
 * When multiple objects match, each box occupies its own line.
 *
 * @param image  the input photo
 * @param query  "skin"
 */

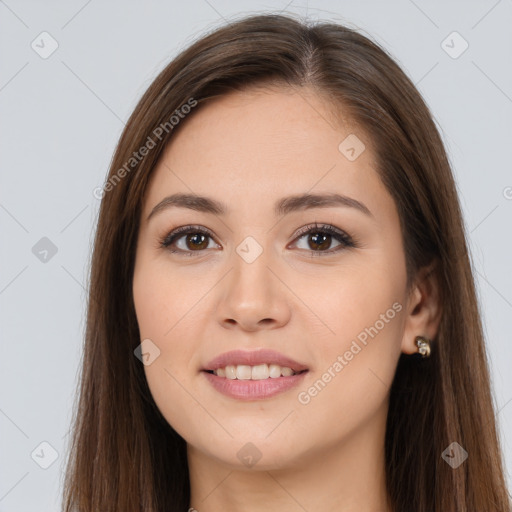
xmin=132 ymin=85 xmax=441 ymax=512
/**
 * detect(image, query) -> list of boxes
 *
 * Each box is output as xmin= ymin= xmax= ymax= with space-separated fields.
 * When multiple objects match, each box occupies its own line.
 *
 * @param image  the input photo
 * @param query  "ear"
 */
xmin=401 ymin=260 xmax=442 ymax=355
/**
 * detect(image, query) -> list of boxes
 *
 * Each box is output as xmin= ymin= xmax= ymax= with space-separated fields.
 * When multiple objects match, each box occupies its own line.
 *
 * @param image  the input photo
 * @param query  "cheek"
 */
xmin=292 ymin=300 xmax=404 ymax=454
xmin=293 ymin=249 xmax=405 ymax=346
xmin=133 ymin=255 xmax=164 ymax=338
xmin=132 ymin=256 xmax=214 ymax=439
xmin=132 ymin=255 xmax=203 ymax=372
xmin=132 ymin=254 xmax=204 ymax=338
xmin=295 ymin=260 xmax=405 ymax=412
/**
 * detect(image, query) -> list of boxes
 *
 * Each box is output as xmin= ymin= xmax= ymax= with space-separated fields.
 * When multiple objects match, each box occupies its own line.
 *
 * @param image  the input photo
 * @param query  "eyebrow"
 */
xmin=146 ymin=192 xmax=373 ymax=222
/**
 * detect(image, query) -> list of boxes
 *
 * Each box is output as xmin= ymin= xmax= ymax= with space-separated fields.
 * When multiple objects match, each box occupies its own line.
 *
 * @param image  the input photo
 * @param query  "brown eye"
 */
xmin=185 ymin=233 xmax=209 ymax=250
xmin=290 ymin=223 xmax=356 ymax=255
xmin=160 ymin=226 xmax=220 ymax=255
xmin=307 ymin=232 xmax=333 ymax=251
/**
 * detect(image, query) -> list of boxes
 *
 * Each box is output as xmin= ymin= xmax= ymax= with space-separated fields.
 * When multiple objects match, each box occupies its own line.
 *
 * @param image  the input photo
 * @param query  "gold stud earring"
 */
xmin=415 ymin=335 xmax=431 ymax=357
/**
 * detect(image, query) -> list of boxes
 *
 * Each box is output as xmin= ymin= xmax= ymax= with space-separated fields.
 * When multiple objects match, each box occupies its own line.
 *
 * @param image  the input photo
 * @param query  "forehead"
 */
xmin=143 ymin=86 xmax=390 ymax=220
xmin=164 ymin=85 xmax=358 ymax=164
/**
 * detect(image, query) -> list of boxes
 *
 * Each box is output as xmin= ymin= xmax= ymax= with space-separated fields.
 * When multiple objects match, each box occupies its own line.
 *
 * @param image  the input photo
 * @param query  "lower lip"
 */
xmin=202 ymin=370 xmax=308 ymax=400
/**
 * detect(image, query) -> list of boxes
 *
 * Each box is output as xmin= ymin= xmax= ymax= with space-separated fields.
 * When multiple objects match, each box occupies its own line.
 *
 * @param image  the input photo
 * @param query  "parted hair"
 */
xmin=62 ymin=13 xmax=511 ymax=512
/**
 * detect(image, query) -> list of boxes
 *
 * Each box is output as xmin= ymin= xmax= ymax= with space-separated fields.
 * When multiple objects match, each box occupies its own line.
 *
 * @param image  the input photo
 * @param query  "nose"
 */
xmin=215 ymin=246 xmax=292 ymax=332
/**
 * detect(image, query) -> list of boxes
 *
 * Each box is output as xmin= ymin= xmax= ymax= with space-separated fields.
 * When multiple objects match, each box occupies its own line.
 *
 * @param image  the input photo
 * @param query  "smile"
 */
xmin=208 ymin=363 xmax=305 ymax=380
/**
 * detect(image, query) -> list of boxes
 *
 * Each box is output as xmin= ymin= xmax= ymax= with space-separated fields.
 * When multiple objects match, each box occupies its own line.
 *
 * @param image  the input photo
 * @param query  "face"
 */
xmin=132 ymin=86 xmax=410 ymax=470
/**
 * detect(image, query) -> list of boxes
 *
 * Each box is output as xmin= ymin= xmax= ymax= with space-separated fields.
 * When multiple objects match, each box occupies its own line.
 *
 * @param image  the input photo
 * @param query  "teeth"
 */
xmin=236 ymin=365 xmax=252 ymax=380
xmin=212 ymin=363 xmax=299 ymax=379
xmin=225 ymin=365 xmax=236 ymax=379
xmin=268 ymin=364 xmax=281 ymax=378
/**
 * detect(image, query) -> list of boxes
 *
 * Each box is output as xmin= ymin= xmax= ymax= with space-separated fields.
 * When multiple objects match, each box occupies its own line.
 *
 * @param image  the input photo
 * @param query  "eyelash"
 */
xmin=158 ymin=222 xmax=357 ymax=257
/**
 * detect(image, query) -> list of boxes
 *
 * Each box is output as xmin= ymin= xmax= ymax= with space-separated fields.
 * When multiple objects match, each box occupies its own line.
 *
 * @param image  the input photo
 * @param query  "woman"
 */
xmin=62 ymin=13 xmax=511 ymax=512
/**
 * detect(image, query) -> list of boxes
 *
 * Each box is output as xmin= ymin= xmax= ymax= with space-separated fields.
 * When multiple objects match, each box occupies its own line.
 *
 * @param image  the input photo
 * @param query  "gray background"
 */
xmin=1 ymin=0 xmax=511 ymax=510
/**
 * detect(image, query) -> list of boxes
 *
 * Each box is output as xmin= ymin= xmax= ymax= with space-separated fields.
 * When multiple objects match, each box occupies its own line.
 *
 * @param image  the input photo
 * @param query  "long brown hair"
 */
xmin=62 ymin=13 xmax=511 ymax=512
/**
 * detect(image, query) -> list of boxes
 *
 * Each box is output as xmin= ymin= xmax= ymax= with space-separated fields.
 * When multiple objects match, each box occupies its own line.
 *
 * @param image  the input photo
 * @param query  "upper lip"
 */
xmin=203 ymin=349 xmax=309 ymax=373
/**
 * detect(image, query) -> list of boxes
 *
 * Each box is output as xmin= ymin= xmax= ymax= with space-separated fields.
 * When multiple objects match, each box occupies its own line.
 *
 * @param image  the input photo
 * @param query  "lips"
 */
xmin=203 ymin=348 xmax=309 ymax=373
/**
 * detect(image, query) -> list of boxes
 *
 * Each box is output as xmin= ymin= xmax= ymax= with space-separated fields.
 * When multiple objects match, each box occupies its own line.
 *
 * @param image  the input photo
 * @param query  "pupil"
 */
xmin=310 ymin=233 xmax=330 ymax=250
xmin=187 ymin=233 xmax=207 ymax=250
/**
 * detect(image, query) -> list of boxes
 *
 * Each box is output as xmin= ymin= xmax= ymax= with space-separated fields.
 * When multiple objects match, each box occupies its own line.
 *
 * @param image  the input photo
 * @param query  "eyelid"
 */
xmin=290 ymin=222 xmax=349 ymax=242
xmin=159 ymin=224 xmax=219 ymax=250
